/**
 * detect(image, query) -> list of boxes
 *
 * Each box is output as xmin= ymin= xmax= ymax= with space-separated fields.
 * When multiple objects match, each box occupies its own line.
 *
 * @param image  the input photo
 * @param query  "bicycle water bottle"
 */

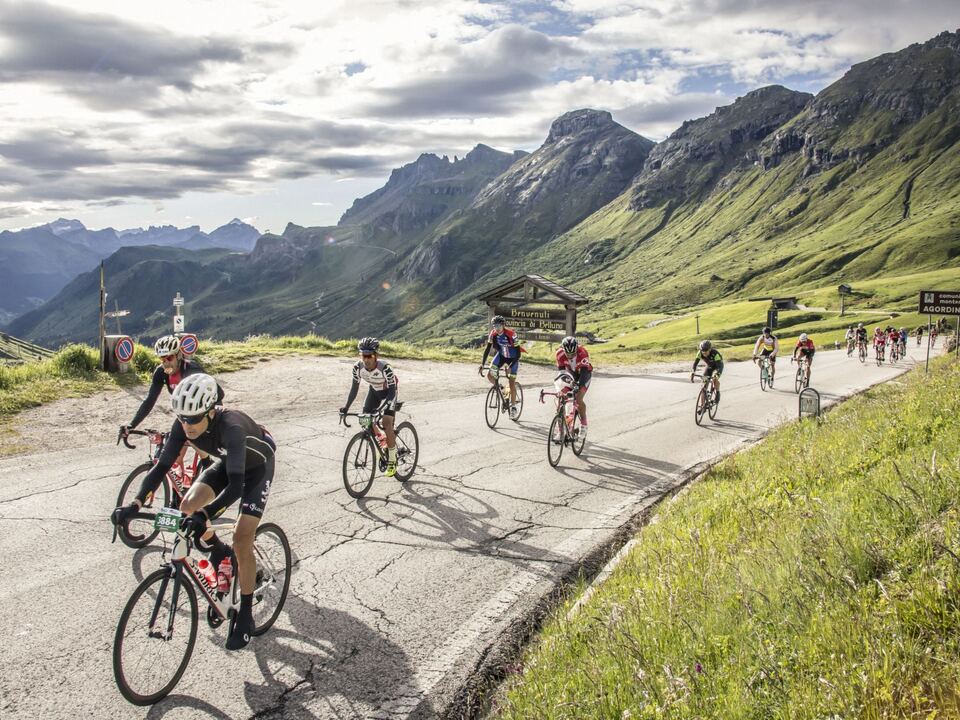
xmin=197 ymin=558 xmax=217 ymax=588
xmin=217 ymin=557 xmax=233 ymax=593
xmin=374 ymin=427 xmax=387 ymax=450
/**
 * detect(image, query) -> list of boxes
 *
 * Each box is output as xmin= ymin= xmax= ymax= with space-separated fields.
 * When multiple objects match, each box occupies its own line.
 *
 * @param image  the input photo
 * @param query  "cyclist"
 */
xmin=111 ymin=373 xmax=276 ymax=651
xmin=855 ymin=323 xmax=868 ymax=356
xmin=916 ymin=325 xmax=924 ymax=346
xmin=898 ymin=327 xmax=908 ymax=355
xmin=931 ymin=324 xmax=939 ymax=346
xmin=873 ymin=327 xmax=886 ymax=361
xmin=119 ymin=335 xmax=222 ymax=440
xmin=887 ymin=327 xmax=900 ymax=358
xmin=793 ymin=333 xmax=816 ymax=383
xmin=752 ymin=326 xmax=779 ymax=386
xmin=691 ymin=340 xmax=723 ymax=401
xmin=479 ymin=315 xmax=523 ymax=419
xmin=843 ymin=326 xmax=855 ymax=356
xmin=340 ymin=337 xmax=400 ymax=477
xmin=555 ymin=336 xmax=593 ymax=438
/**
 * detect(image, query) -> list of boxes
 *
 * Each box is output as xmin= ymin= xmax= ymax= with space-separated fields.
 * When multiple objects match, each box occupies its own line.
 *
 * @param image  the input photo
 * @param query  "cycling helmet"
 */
xmin=154 ymin=335 xmax=181 ymax=356
xmin=491 ymin=315 xmax=505 ymax=327
xmin=561 ymin=336 xmax=578 ymax=355
xmin=699 ymin=340 xmax=712 ymax=352
xmin=171 ymin=373 xmax=218 ymax=415
xmin=762 ymin=326 xmax=771 ymax=335
xmin=899 ymin=327 xmax=905 ymax=332
xmin=357 ymin=337 xmax=380 ymax=354
xmin=858 ymin=323 xmax=864 ymax=328
xmin=799 ymin=333 xmax=808 ymax=342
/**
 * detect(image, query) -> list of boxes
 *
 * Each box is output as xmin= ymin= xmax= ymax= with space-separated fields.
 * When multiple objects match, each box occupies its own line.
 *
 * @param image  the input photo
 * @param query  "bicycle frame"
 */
xmin=539 ymin=387 xmax=579 ymax=430
xmin=124 ymin=430 xmax=201 ymax=499
xmin=339 ymin=410 xmax=390 ymax=465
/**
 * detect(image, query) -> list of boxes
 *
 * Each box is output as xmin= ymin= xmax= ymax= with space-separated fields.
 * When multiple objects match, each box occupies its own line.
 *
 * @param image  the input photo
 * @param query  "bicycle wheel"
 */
xmin=243 ymin=523 xmax=292 ymax=636
xmin=393 ymin=421 xmax=420 ymax=481
xmin=113 ymin=568 xmax=198 ymax=706
xmin=570 ymin=414 xmax=586 ymax=456
xmin=694 ymin=387 xmax=707 ymax=425
xmin=547 ymin=414 xmax=565 ymax=467
xmin=115 ymin=463 xmax=170 ymax=549
xmin=759 ymin=365 xmax=768 ymax=391
xmin=795 ymin=367 xmax=803 ymax=394
xmin=708 ymin=388 xmax=719 ymax=420
xmin=484 ymin=385 xmax=501 ymax=429
xmin=859 ymin=345 xmax=866 ymax=363
xmin=342 ymin=432 xmax=376 ymax=498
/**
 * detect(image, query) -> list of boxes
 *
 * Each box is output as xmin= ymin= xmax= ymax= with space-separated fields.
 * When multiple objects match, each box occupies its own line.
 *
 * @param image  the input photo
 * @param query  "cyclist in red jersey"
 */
xmin=556 ymin=336 xmax=592 ymax=438
xmin=793 ymin=333 xmax=815 ymax=385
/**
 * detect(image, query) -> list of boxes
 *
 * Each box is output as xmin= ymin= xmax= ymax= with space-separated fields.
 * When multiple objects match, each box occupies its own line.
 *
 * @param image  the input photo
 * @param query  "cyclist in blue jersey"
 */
xmin=479 ymin=315 xmax=523 ymax=419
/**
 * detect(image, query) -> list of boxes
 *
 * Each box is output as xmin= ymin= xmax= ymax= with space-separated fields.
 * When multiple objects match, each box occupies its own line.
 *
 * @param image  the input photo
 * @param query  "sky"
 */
xmin=0 ymin=0 xmax=955 ymax=234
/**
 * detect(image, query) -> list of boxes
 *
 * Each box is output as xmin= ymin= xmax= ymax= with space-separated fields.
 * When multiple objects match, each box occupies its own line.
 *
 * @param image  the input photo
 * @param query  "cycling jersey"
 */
xmin=129 ymin=360 xmax=222 ymax=429
xmin=873 ymin=333 xmax=885 ymax=345
xmin=136 ymin=409 xmax=276 ymax=519
xmin=343 ymin=359 xmax=399 ymax=415
xmin=693 ymin=349 xmax=723 ymax=372
xmin=556 ymin=346 xmax=593 ymax=374
xmin=795 ymin=339 xmax=816 ymax=354
xmin=753 ymin=334 xmax=779 ymax=357
xmin=481 ymin=328 xmax=522 ymax=373
xmin=856 ymin=329 xmax=867 ymax=341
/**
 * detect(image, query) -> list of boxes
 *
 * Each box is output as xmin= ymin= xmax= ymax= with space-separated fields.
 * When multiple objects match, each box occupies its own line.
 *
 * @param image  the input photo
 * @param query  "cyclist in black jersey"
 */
xmin=691 ymin=340 xmax=723 ymax=402
xmin=119 ymin=335 xmax=223 ymax=440
xmin=339 ymin=337 xmax=400 ymax=477
xmin=112 ymin=373 xmax=275 ymax=651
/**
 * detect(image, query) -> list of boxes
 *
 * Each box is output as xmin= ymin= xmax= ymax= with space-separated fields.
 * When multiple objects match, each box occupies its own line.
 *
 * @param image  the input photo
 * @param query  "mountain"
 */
xmin=12 ymin=31 xmax=960 ymax=347
xmin=203 ymin=219 xmax=261 ymax=252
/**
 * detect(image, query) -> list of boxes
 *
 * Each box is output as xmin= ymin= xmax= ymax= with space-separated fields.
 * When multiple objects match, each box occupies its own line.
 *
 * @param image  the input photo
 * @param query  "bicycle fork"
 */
xmin=147 ymin=570 xmax=179 ymax=641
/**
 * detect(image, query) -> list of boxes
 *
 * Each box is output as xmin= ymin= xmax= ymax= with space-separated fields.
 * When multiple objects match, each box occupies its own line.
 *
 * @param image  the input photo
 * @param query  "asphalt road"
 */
xmin=0 ymin=345 xmax=933 ymax=719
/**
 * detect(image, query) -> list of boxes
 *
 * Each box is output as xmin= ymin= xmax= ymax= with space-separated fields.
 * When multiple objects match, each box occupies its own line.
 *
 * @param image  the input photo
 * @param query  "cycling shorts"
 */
xmin=704 ymin=364 xmax=723 ymax=378
xmin=759 ymin=349 xmax=776 ymax=362
xmin=363 ymin=386 xmax=400 ymax=417
xmin=798 ymin=349 xmax=815 ymax=360
xmin=491 ymin=353 xmax=519 ymax=377
xmin=576 ymin=369 xmax=592 ymax=391
xmin=197 ymin=456 xmax=274 ymax=519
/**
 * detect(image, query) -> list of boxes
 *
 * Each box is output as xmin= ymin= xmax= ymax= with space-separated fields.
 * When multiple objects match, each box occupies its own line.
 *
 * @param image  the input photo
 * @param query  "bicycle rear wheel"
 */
xmin=484 ymin=385 xmax=501 ymax=429
xmin=708 ymin=388 xmax=719 ymax=420
xmin=547 ymin=414 xmax=565 ymax=467
xmin=695 ymin=388 xmax=708 ymax=425
xmin=511 ymin=382 xmax=525 ymax=421
xmin=570 ymin=414 xmax=586 ymax=456
xmin=795 ymin=367 xmax=803 ymax=394
xmin=342 ymin=432 xmax=376 ymax=498
xmin=247 ymin=523 xmax=291 ymax=636
xmin=393 ymin=421 xmax=420 ymax=481
xmin=114 ymin=568 xmax=198 ymax=706
xmin=115 ymin=463 xmax=170 ymax=549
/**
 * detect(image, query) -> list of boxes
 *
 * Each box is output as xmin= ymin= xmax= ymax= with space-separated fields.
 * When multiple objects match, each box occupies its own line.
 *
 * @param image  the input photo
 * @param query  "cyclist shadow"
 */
xmin=356 ymin=480 xmax=571 ymax=566
xmin=551 ymin=443 xmax=682 ymax=495
xmin=698 ymin=418 xmax=768 ymax=439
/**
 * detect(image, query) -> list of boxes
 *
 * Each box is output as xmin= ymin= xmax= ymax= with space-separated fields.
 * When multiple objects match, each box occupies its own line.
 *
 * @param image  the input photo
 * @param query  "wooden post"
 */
xmin=99 ymin=262 xmax=106 ymax=371
xmin=840 ymin=293 xmax=845 ymax=317
xmin=925 ymin=314 xmax=932 ymax=373
xmin=696 ymin=314 xmax=700 ymax=334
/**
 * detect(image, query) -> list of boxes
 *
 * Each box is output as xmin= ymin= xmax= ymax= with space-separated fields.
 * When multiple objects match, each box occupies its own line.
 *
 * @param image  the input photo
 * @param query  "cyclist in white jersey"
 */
xmin=752 ymin=326 xmax=779 ymax=386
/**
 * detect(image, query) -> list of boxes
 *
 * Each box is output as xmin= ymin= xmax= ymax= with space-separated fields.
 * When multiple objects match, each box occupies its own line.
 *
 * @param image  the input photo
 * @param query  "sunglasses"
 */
xmin=161 ymin=354 xmax=177 ymax=362
xmin=361 ymin=353 xmax=375 ymax=359
xmin=178 ymin=413 xmax=207 ymax=426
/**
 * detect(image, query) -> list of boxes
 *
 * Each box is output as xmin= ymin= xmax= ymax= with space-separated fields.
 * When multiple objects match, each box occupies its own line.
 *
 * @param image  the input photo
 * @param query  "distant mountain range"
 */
xmin=10 ymin=30 xmax=960 ymax=347
xmin=0 ymin=218 xmax=260 ymax=324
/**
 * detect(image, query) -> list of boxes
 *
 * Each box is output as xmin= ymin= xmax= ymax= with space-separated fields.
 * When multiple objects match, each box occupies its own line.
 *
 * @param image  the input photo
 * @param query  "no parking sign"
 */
xmin=178 ymin=333 xmax=198 ymax=357
xmin=114 ymin=336 xmax=134 ymax=364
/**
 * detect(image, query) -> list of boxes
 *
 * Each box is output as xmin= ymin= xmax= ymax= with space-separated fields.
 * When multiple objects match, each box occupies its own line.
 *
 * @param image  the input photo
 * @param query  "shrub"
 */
xmin=52 ymin=344 xmax=99 ymax=376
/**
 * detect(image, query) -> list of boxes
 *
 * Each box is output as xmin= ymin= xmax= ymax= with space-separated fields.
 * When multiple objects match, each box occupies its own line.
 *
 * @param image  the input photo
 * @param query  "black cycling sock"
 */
xmin=226 ymin=594 xmax=254 ymax=651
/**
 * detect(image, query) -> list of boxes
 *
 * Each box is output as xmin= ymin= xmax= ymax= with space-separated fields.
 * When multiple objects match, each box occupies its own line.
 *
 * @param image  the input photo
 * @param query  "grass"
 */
xmin=494 ymin=356 xmax=960 ymax=719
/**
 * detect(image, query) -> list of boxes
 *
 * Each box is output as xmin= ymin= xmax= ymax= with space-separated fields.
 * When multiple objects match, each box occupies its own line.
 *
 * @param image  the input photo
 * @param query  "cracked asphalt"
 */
xmin=0 ymin=349 xmax=929 ymax=719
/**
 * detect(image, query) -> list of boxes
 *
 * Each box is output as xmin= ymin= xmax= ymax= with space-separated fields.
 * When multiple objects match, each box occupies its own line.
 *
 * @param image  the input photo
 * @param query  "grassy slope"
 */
xmin=495 ymin=356 xmax=960 ymax=719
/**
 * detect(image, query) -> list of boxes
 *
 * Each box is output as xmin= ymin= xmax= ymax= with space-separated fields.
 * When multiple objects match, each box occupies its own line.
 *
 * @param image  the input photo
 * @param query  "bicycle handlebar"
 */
xmin=118 ymin=428 xmax=162 ymax=450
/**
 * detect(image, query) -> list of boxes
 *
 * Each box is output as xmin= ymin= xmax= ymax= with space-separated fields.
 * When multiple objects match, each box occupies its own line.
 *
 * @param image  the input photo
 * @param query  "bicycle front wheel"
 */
xmin=695 ymin=388 xmax=708 ymax=425
xmin=859 ymin=346 xmax=866 ymax=363
xmin=795 ymin=368 xmax=803 ymax=394
xmin=247 ymin=523 xmax=292 ymax=636
xmin=708 ymin=388 xmax=719 ymax=420
xmin=394 ymin=421 xmax=420 ymax=481
xmin=547 ymin=414 xmax=565 ymax=467
xmin=484 ymin=385 xmax=501 ymax=429
xmin=510 ymin=382 xmax=525 ymax=421
xmin=342 ymin=432 xmax=376 ymax=498
xmin=570 ymin=414 xmax=586 ymax=456
xmin=113 ymin=568 xmax=198 ymax=706
xmin=759 ymin=366 xmax=768 ymax=391
xmin=115 ymin=463 xmax=170 ymax=549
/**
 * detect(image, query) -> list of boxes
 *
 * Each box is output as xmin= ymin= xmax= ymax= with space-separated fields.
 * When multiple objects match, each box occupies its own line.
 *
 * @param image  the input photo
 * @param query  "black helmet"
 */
xmin=491 ymin=315 xmax=505 ymax=326
xmin=762 ymin=326 xmax=771 ymax=335
xmin=357 ymin=337 xmax=380 ymax=354
xmin=561 ymin=336 xmax=578 ymax=355
xmin=699 ymin=340 xmax=712 ymax=352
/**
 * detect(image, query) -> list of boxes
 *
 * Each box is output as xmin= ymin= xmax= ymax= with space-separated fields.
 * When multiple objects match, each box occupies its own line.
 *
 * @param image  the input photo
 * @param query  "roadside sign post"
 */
xmin=799 ymin=387 xmax=821 ymax=420
xmin=478 ymin=275 xmax=589 ymax=345
xmin=99 ymin=262 xmax=106 ymax=371
xmin=918 ymin=290 xmax=960 ymax=372
xmin=173 ymin=292 xmax=185 ymax=334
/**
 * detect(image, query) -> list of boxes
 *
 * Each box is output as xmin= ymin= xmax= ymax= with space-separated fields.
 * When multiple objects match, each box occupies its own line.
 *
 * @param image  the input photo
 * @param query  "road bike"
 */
xmin=692 ymin=373 xmax=719 ymax=425
xmin=755 ymin=355 xmax=773 ymax=391
xmin=115 ymin=429 xmax=201 ymax=548
xmin=889 ymin=339 xmax=900 ymax=363
xmin=792 ymin=356 xmax=811 ymax=393
xmin=539 ymin=381 xmax=585 ymax=467
xmin=339 ymin=404 xmax=419 ymax=498
xmin=480 ymin=365 xmax=524 ymax=429
xmin=846 ymin=338 xmax=855 ymax=358
xmin=875 ymin=342 xmax=885 ymax=366
xmin=112 ymin=511 xmax=291 ymax=705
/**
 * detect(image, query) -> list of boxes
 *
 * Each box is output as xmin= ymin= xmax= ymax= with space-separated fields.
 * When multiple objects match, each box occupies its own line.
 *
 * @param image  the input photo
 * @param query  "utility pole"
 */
xmin=99 ymin=262 xmax=106 ymax=370
xmin=695 ymin=315 xmax=700 ymax=334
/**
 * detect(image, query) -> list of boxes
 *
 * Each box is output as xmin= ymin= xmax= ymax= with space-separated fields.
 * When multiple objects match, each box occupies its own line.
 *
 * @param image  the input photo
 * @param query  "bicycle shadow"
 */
xmin=143 ymin=596 xmax=415 ymax=719
xmin=697 ymin=417 xmax=768 ymax=439
xmin=547 ymin=442 xmax=682 ymax=495
xmin=354 ymin=480 xmax=571 ymax=566
xmin=128 ymin=544 xmax=167 ymax=583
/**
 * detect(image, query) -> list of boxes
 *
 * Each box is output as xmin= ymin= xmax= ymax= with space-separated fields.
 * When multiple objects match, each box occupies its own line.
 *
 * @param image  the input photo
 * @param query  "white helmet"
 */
xmin=171 ymin=373 xmax=218 ymax=416
xmin=154 ymin=335 xmax=181 ymax=356
xmin=799 ymin=333 xmax=808 ymax=342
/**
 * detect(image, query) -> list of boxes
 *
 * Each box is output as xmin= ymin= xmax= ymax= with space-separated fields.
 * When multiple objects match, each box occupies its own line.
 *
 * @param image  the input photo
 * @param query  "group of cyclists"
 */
xmin=108 ymin=317 xmax=596 ymax=651
xmin=843 ymin=323 xmax=910 ymax=362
